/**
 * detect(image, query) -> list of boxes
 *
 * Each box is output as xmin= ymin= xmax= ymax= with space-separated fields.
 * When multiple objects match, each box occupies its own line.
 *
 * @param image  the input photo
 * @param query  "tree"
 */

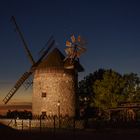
xmin=78 ymin=69 xmax=140 ymax=119
xmin=78 ymin=69 xmax=105 ymax=96
xmin=78 ymin=69 xmax=105 ymax=117
xmin=123 ymin=73 xmax=140 ymax=102
xmin=78 ymin=69 xmax=105 ymax=108
xmin=93 ymin=69 xmax=125 ymax=110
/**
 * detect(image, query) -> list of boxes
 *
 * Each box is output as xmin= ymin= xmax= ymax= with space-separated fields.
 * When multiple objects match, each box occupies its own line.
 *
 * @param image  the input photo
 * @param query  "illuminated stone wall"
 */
xmin=32 ymin=69 xmax=77 ymax=117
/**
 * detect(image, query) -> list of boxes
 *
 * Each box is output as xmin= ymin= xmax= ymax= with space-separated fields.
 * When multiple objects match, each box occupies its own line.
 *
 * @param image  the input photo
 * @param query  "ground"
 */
xmin=0 ymin=123 xmax=140 ymax=140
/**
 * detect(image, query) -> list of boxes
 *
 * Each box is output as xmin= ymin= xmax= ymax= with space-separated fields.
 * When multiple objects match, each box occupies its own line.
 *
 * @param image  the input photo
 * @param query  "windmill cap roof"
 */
xmin=37 ymin=48 xmax=84 ymax=72
xmin=38 ymin=48 xmax=65 ymax=68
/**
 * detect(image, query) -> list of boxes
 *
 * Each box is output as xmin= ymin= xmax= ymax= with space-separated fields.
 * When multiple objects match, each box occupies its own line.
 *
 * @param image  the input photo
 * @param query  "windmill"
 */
xmin=3 ymin=16 xmax=55 ymax=104
xmin=64 ymin=35 xmax=86 ymax=69
xmin=31 ymin=35 xmax=86 ymax=117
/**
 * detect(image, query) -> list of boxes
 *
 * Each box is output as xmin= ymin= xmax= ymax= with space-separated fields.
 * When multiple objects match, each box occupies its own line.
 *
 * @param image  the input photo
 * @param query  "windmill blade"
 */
xmin=44 ymin=35 xmax=54 ymax=48
xmin=71 ymin=35 xmax=76 ymax=43
xmin=76 ymin=50 xmax=84 ymax=58
xmin=65 ymin=47 xmax=74 ymax=55
xmin=23 ymin=76 xmax=33 ymax=90
xmin=11 ymin=16 xmax=35 ymax=65
xmin=76 ymin=51 xmax=82 ymax=58
xmin=79 ymin=37 xmax=87 ymax=47
xmin=38 ymin=35 xmax=54 ymax=57
xmin=3 ymin=72 xmax=32 ymax=104
xmin=66 ymin=40 xmax=72 ymax=47
xmin=76 ymin=45 xmax=86 ymax=58
xmin=77 ymin=45 xmax=87 ymax=52
xmin=38 ymin=47 xmax=45 ymax=56
xmin=64 ymin=34 xmax=87 ymax=63
xmin=3 ymin=37 xmax=55 ymax=104
xmin=33 ymin=39 xmax=55 ymax=68
xmin=77 ymin=35 xmax=81 ymax=42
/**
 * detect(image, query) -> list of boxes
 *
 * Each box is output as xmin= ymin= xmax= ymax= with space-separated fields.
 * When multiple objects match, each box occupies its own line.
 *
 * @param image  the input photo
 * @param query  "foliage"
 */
xmin=78 ymin=69 xmax=105 ymax=117
xmin=93 ymin=69 xmax=125 ymax=110
xmin=6 ymin=110 xmax=32 ymax=119
xmin=78 ymin=68 xmax=140 ymax=119
xmin=123 ymin=73 xmax=140 ymax=102
xmin=78 ymin=69 xmax=105 ymax=96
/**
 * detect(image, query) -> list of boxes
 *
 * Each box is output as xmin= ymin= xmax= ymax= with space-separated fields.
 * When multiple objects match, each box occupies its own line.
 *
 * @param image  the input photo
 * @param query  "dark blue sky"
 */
xmin=1 ymin=0 xmax=140 ymax=103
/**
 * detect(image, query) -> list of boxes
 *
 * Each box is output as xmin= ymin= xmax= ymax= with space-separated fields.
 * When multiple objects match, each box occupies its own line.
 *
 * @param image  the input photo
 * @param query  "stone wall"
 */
xmin=32 ymin=69 xmax=77 ymax=117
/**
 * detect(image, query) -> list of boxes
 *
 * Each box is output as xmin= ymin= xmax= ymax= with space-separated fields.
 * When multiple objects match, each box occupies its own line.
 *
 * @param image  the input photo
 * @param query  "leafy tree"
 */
xmin=78 ymin=69 xmax=105 ymax=117
xmin=93 ymin=69 xmax=125 ymax=110
xmin=78 ymin=69 xmax=140 ymax=119
xmin=78 ymin=69 xmax=105 ymax=96
xmin=78 ymin=69 xmax=105 ymax=109
xmin=123 ymin=73 xmax=140 ymax=102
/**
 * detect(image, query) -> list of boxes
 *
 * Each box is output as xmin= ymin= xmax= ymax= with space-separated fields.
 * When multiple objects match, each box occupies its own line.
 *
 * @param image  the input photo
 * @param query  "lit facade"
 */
xmin=32 ymin=48 xmax=80 ymax=117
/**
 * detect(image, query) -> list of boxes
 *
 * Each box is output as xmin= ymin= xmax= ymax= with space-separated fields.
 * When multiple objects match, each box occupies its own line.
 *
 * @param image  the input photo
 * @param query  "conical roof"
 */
xmin=37 ymin=48 xmax=65 ymax=69
xmin=37 ymin=47 xmax=84 ymax=72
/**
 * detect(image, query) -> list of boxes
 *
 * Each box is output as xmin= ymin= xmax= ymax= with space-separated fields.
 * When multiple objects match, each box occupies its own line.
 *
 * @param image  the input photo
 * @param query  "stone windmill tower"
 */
xmin=32 ymin=35 xmax=86 ymax=117
xmin=32 ymin=48 xmax=77 ymax=117
xmin=3 ymin=17 xmax=86 ymax=117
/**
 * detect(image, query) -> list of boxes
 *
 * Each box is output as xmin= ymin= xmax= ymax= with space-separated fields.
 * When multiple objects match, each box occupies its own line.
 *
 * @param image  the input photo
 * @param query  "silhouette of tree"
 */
xmin=6 ymin=110 xmax=32 ymax=119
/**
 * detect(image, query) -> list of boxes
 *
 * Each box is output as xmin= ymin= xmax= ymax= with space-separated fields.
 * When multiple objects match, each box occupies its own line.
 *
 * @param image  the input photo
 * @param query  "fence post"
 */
xmin=59 ymin=116 xmax=61 ymax=128
xmin=40 ymin=116 xmax=42 ymax=132
xmin=73 ymin=117 xmax=75 ymax=129
xmin=73 ymin=117 xmax=76 ymax=136
xmin=53 ymin=115 xmax=56 ymax=135
xmin=14 ymin=119 xmax=17 ymax=128
xmin=29 ymin=119 xmax=31 ymax=132
xmin=21 ymin=119 xmax=23 ymax=131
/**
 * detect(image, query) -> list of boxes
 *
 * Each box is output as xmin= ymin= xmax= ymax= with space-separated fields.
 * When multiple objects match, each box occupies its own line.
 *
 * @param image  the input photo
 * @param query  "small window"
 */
xmin=42 ymin=92 xmax=47 ymax=98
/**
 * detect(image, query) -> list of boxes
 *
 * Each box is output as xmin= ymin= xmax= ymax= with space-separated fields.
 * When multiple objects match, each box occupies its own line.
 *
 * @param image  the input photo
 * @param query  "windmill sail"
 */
xmin=66 ymin=40 xmax=72 ymax=47
xmin=77 ymin=35 xmax=81 ymax=42
xmin=64 ymin=35 xmax=86 ymax=69
xmin=3 ymin=38 xmax=55 ymax=104
xmin=11 ymin=16 xmax=35 ymax=65
xmin=3 ymin=72 xmax=32 ymax=104
xmin=71 ymin=35 xmax=76 ymax=43
xmin=3 ymin=16 xmax=56 ymax=104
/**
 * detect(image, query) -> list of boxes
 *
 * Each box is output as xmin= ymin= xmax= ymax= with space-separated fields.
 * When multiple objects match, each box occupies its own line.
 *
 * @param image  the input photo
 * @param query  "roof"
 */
xmin=37 ymin=48 xmax=84 ymax=72
xmin=38 ymin=48 xmax=65 ymax=69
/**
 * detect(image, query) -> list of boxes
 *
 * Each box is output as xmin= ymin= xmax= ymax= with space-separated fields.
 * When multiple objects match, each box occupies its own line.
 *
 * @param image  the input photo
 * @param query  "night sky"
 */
xmin=0 ymin=0 xmax=140 ymax=104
